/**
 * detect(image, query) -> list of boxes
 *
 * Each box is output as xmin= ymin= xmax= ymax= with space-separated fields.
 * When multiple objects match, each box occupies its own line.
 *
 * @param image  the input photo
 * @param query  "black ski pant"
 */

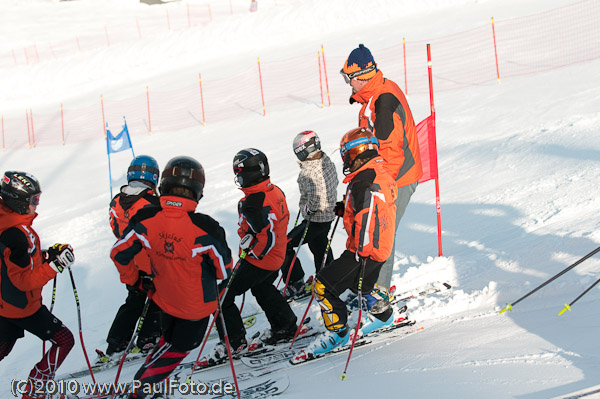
xmin=280 ymin=219 xmax=333 ymax=284
xmin=106 ymin=285 xmax=161 ymax=352
xmin=314 ymin=250 xmax=384 ymax=332
xmin=0 ymin=306 xmax=74 ymax=385
xmin=132 ymin=314 xmax=209 ymax=399
xmin=217 ymin=259 xmax=297 ymax=349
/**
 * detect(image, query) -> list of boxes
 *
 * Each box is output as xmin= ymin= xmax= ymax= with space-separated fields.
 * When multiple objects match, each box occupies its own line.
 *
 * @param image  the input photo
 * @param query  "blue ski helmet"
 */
xmin=127 ymin=155 xmax=160 ymax=186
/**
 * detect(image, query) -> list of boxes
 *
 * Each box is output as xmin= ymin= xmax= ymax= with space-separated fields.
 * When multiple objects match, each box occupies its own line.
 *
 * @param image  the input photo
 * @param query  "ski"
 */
xmin=57 ymin=351 xmax=147 ymax=380
xmin=289 ymin=320 xmax=420 ymax=366
xmin=392 ymin=281 xmax=452 ymax=304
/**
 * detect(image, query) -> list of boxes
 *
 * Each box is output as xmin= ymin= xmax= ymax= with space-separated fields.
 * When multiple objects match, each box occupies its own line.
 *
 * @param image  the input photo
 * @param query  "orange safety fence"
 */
xmin=2 ymin=0 xmax=599 ymax=150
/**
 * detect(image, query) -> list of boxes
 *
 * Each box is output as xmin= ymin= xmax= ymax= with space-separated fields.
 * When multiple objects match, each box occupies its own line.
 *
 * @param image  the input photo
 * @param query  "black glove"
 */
xmin=334 ymin=201 xmax=345 ymax=217
xmin=138 ymin=274 xmax=155 ymax=293
xmin=44 ymin=244 xmax=75 ymax=273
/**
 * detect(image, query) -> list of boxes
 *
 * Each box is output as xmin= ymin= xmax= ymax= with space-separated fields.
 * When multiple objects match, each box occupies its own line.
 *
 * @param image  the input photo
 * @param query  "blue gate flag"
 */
xmin=106 ymin=121 xmax=133 ymax=154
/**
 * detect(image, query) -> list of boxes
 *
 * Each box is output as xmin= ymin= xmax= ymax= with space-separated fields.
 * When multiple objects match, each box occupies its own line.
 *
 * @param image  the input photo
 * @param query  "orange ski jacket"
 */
xmin=342 ymin=157 xmax=397 ymax=262
xmin=351 ymin=70 xmax=423 ymax=187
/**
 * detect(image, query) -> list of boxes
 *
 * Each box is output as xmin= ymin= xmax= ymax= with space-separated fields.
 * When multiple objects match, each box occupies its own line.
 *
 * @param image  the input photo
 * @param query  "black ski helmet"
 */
xmin=233 ymin=148 xmax=269 ymax=188
xmin=159 ymin=156 xmax=205 ymax=201
xmin=0 ymin=171 xmax=42 ymax=214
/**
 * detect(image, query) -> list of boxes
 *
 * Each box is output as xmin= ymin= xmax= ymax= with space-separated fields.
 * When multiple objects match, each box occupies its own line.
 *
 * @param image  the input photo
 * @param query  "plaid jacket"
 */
xmin=297 ymin=151 xmax=338 ymax=223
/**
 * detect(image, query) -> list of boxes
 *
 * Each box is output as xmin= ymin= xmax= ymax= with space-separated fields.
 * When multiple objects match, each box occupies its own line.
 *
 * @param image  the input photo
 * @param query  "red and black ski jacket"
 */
xmin=238 ymin=179 xmax=290 ymax=271
xmin=109 ymin=183 xmax=159 ymax=239
xmin=110 ymin=195 xmax=232 ymax=320
xmin=109 ymin=183 xmax=159 ymax=279
xmin=0 ymin=201 xmax=57 ymax=319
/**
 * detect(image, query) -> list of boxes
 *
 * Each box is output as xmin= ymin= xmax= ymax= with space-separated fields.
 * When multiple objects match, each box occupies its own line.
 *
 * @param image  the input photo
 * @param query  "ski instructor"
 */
xmin=341 ymin=43 xmax=422 ymax=292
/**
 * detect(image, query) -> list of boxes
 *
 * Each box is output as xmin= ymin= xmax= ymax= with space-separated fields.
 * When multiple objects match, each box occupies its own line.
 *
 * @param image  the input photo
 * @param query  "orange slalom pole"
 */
xmin=427 ymin=44 xmax=442 ymax=257
xmin=25 ymin=110 xmax=31 ymax=148
xmin=403 ymin=37 xmax=408 ymax=94
xmin=146 ymin=86 xmax=152 ymax=135
xmin=136 ymin=18 xmax=142 ymax=39
xmin=166 ymin=9 xmax=171 ymax=30
xmin=257 ymin=57 xmax=266 ymax=116
xmin=34 ymin=44 xmax=40 ymax=63
xmin=75 ymin=36 xmax=81 ymax=52
xmin=317 ymin=51 xmax=324 ymax=108
xmin=321 ymin=44 xmax=331 ymax=107
xmin=60 ymin=104 xmax=65 ymax=145
xmin=199 ymin=73 xmax=206 ymax=125
xmin=491 ymin=17 xmax=501 ymax=83
xmin=207 ymin=5 xmax=212 ymax=23
xmin=12 ymin=49 xmax=17 ymax=65
xmin=230 ymin=0 xmax=233 ymax=15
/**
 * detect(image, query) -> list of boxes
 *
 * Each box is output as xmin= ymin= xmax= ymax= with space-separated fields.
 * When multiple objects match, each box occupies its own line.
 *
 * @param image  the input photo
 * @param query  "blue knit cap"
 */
xmin=342 ymin=44 xmax=377 ymax=80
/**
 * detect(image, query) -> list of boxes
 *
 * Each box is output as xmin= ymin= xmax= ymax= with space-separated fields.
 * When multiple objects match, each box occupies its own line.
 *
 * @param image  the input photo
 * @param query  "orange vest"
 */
xmin=352 ymin=70 xmax=423 ymax=187
xmin=238 ymin=179 xmax=290 ymax=271
xmin=342 ymin=157 xmax=397 ymax=262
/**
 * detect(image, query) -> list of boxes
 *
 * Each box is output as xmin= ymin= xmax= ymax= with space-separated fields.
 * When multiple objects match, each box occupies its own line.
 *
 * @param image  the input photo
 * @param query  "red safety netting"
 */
xmin=2 ymin=0 xmax=599 ymax=151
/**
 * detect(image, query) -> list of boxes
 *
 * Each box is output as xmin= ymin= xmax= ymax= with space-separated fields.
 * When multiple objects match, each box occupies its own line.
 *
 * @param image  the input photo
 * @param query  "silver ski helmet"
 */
xmin=293 ymin=130 xmax=321 ymax=161
xmin=233 ymin=148 xmax=269 ymax=188
xmin=1 ymin=171 xmax=42 ymax=214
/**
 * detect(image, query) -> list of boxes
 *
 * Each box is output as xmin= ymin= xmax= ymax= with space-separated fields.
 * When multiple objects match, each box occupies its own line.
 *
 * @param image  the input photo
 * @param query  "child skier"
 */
xmin=96 ymin=155 xmax=162 ymax=365
xmin=0 ymin=171 xmax=76 ymax=399
xmin=293 ymin=128 xmax=398 ymax=361
xmin=204 ymin=148 xmax=299 ymax=361
xmin=110 ymin=156 xmax=232 ymax=398
xmin=280 ymin=130 xmax=338 ymax=300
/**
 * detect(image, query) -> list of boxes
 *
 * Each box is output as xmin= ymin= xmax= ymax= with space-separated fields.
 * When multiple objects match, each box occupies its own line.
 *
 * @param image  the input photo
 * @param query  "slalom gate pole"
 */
xmin=216 ymin=282 xmax=242 ymax=399
xmin=112 ymin=290 xmax=155 ymax=396
xmin=43 ymin=277 xmax=58 ymax=354
xmin=187 ymin=250 xmax=248 ymax=383
xmin=281 ymin=217 xmax=312 ymax=297
xmin=559 ymin=276 xmax=600 ymax=316
xmin=500 ymin=245 xmax=600 ymax=313
xmin=340 ymin=257 xmax=367 ymax=380
xmin=67 ymin=267 xmax=96 ymax=384
xmin=289 ymin=215 xmax=340 ymax=349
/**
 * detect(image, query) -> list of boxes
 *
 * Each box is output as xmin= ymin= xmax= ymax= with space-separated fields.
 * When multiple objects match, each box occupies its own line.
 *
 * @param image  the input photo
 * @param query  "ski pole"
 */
xmin=281 ymin=217 xmax=312 ymax=297
xmin=112 ymin=290 xmax=154 ymax=396
xmin=215 ymin=281 xmax=242 ymax=399
xmin=289 ymin=215 xmax=340 ymax=349
xmin=499 ymin=245 xmax=600 ymax=313
xmin=341 ymin=257 xmax=367 ymax=380
xmin=67 ymin=267 xmax=96 ymax=384
xmin=276 ymin=213 xmax=310 ymax=290
xmin=558 ymin=276 xmax=600 ymax=316
xmin=43 ymin=277 xmax=57 ymax=355
xmin=187 ymin=250 xmax=247 ymax=383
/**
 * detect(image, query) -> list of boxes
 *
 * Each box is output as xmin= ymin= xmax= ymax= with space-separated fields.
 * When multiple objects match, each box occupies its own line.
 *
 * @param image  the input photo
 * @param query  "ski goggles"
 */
xmin=340 ymin=136 xmax=379 ymax=159
xmin=29 ymin=193 xmax=41 ymax=206
xmin=340 ymin=64 xmax=377 ymax=84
